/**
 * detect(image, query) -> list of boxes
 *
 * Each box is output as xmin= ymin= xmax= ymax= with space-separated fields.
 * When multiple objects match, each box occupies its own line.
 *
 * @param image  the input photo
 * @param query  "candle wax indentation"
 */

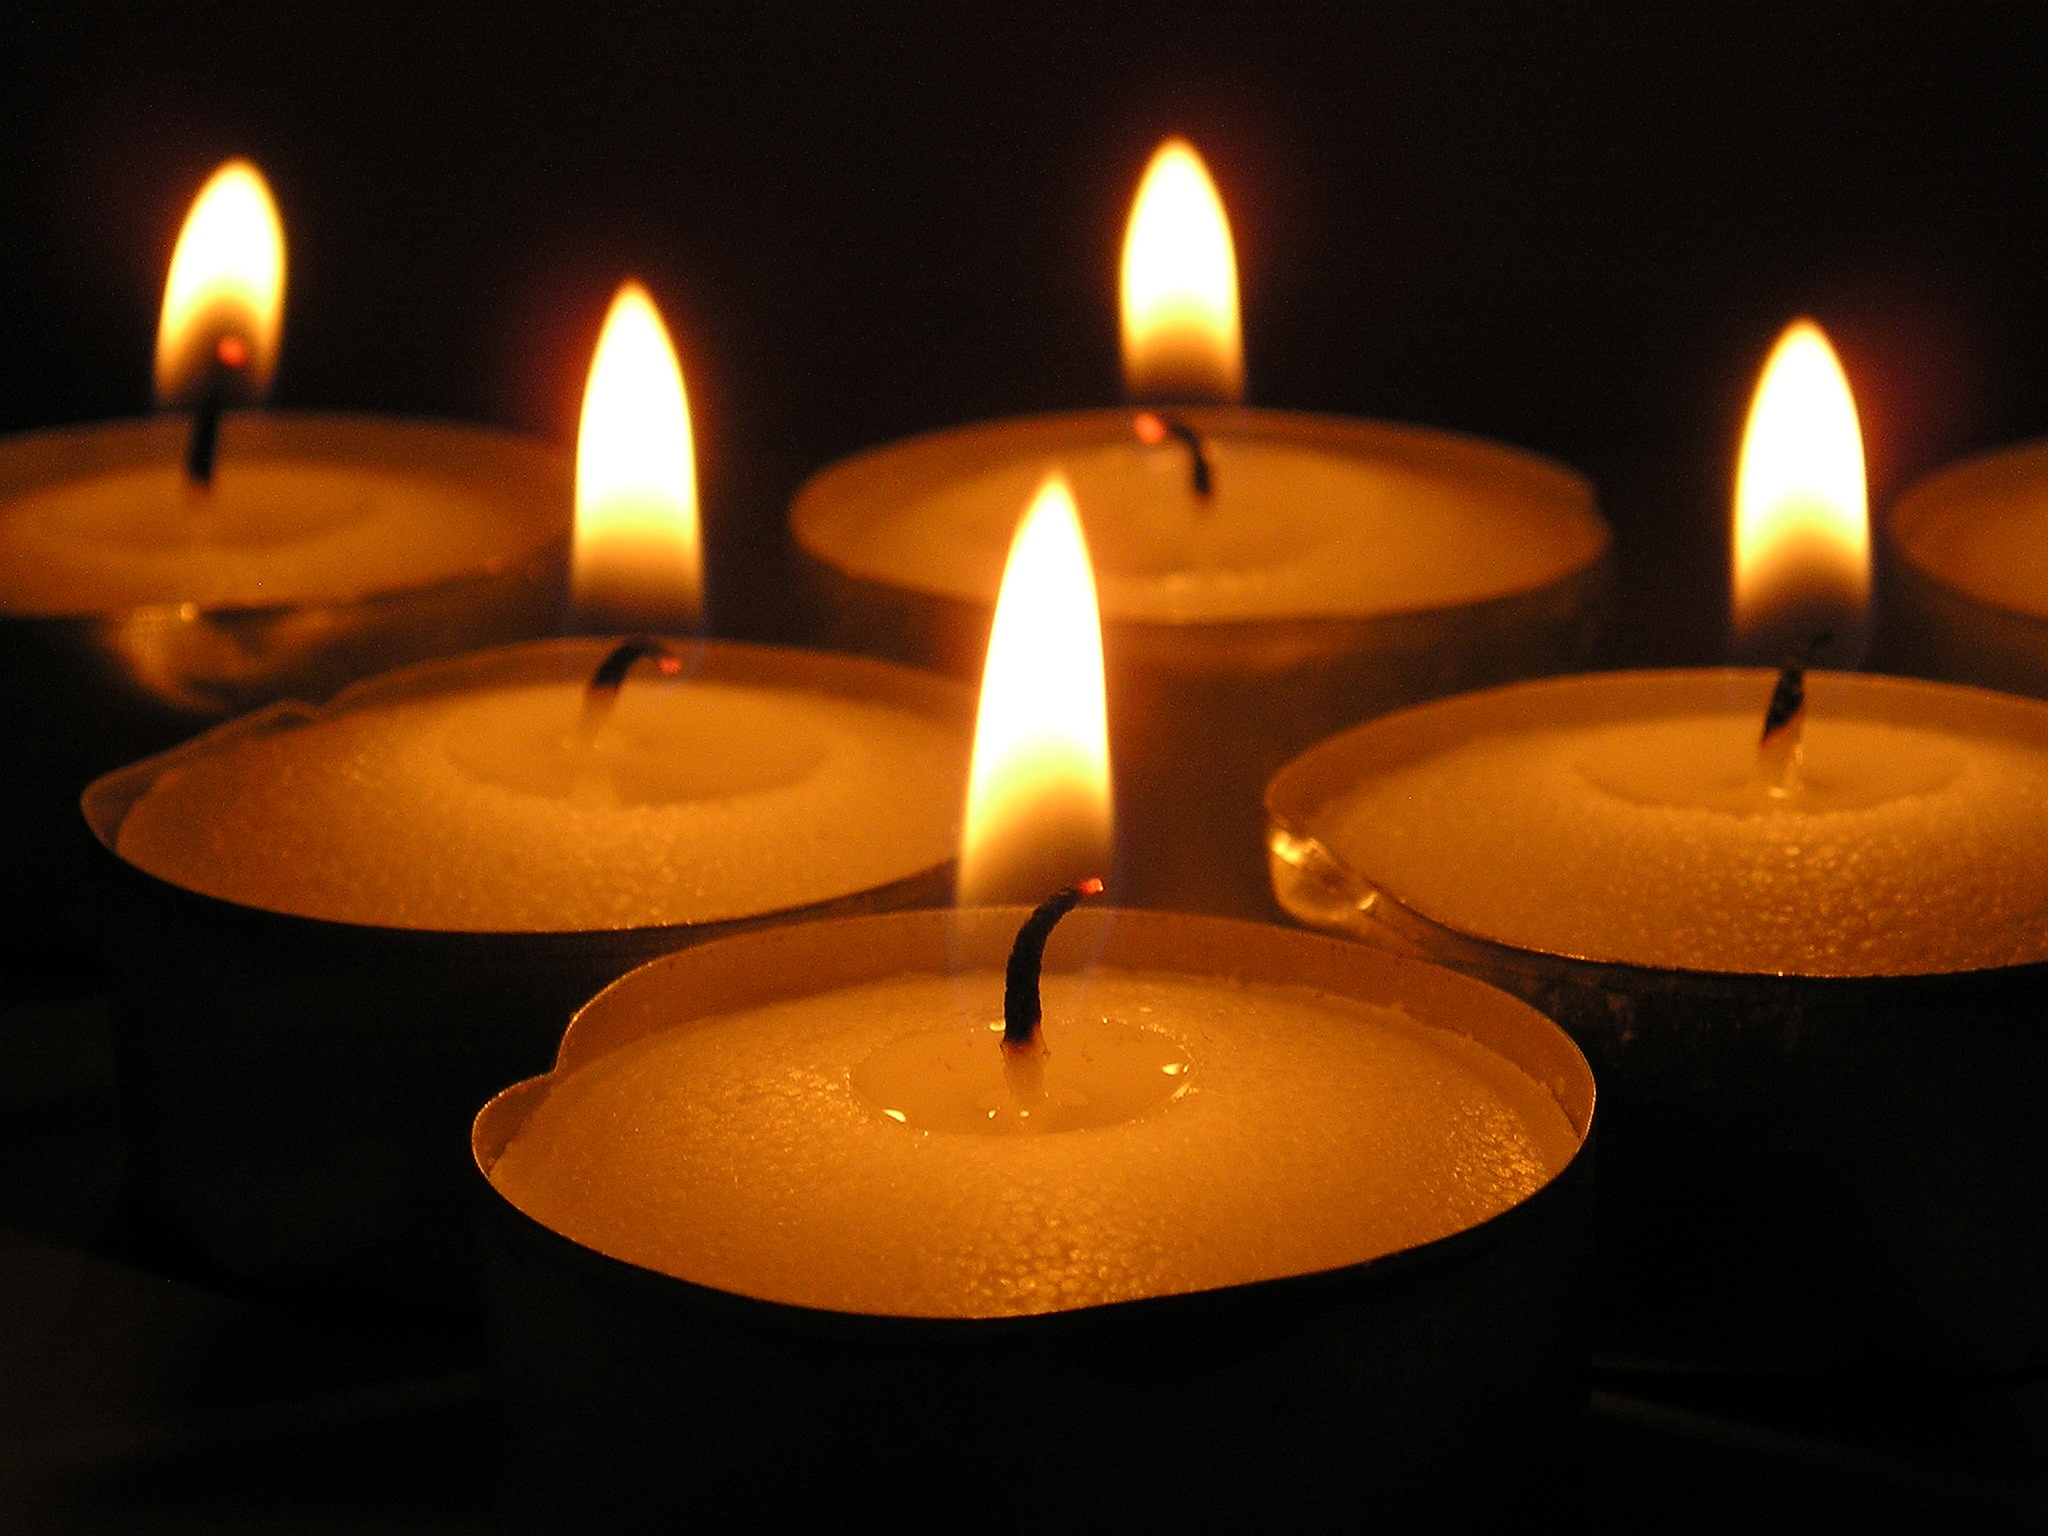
xmin=116 ymin=679 xmax=963 ymax=931
xmin=1315 ymin=707 xmax=2048 ymax=974
xmin=876 ymin=438 xmax=1593 ymax=624
xmin=0 ymin=460 xmax=538 ymax=613
xmin=440 ymin=688 xmax=830 ymax=805
xmin=851 ymin=1016 xmax=1191 ymax=1134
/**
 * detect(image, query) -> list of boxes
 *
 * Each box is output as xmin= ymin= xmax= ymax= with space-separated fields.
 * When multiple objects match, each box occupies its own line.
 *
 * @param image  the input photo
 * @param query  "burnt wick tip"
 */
xmin=580 ymin=635 xmax=685 ymax=739
xmin=180 ymin=346 xmax=254 ymax=489
xmin=184 ymin=399 xmax=223 ymax=486
xmin=1132 ymin=411 xmax=1213 ymax=498
xmin=1003 ymin=879 xmax=1105 ymax=1049
xmin=1760 ymin=630 xmax=1833 ymax=745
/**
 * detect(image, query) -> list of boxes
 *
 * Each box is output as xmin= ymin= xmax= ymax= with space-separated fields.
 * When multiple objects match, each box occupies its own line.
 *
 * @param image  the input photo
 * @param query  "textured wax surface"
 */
xmin=850 ymin=439 xmax=1593 ymax=623
xmin=116 ymin=680 xmax=964 ymax=931
xmin=488 ymin=968 xmax=1579 ymax=1317
xmin=0 ymin=460 xmax=553 ymax=613
xmin=1316 ymin=711 xmax=2048 ymax=975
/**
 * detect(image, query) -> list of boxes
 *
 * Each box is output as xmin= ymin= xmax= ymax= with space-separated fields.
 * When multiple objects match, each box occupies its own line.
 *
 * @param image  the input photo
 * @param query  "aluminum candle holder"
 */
xmin=794 ymin=407 xmax=1611 ymax=917
xmin=84 ymin=639 xmax=970 ymax=1306
xmin=1266 ymin=669 xmax=2048 ymax=1374
xmin=473 ymin=907 xmax=1596 ymax=1530
xmin=1 ymin=412 xmax=570 ymax=963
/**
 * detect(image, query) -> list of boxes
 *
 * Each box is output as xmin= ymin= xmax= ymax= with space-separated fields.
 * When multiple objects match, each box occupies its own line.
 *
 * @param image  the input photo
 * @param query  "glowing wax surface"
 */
xmin=0 ymin=459 xmax=556 ymax=614
xmin=116 ymin=677 xmax=964 ymax=932
xmin=488 ymin=967 xmax=1578 ymax=1318
xmin=1309 ymin=678 xmax=2048 ymax=976
xmin=795 ymin=411 xmax=1605 ymax=626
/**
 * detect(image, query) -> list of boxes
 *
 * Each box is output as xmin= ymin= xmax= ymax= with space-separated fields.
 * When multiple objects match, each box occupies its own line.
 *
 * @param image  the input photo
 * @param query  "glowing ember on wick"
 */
xmin=577 ymin=634 xmax=687 ymax=745
xmin=1132 ymin=410 xmax=1213 ymax=497
xmin=1002 ymin=878 xmax=1106 ymax=1050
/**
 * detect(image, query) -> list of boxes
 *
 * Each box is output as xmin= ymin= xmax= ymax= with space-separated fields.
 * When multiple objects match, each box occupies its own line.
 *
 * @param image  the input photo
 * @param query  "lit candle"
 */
xmin=793 ymin=137 xmax=1611 ymax=915
xmin=85 ymin=282 xmax=971 ymax=1298
xmin=471 ymin=494 xmax=1594 ymax=1524
xmin=0 ymin=161 xmax=568 ymax=959
xmin=1267 ymin=320 xmax=2048 ymax=1372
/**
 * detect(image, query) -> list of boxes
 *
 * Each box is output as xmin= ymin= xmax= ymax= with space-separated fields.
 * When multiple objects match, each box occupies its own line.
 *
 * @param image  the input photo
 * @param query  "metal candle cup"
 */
xmin=2 ymin=411 xmax=570 ymax=963
xmin=794 ymin=407 xmax=1611 ymax=916
xmin=473 ymin=906 xmax=1595 ymax=1529
xmin=83 ymin=638 xmax=970 ymax=1305
xmin=1882 ymin=438 xmax=2048 ymax=697
xmin=1267 ymin=668 xmax=2048 ymax=1373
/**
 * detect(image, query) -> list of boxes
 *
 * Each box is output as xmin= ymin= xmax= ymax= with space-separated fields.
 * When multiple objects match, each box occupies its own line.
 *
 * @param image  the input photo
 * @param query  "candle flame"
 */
xmin=573 ymin=281 xmax=701 ymax=633
xmin=959 ymin=473 xmax=1114 ymax=905
xmin=155 ymin=160 xmax=285 ymax=406
xmin=1732 ymin=319 xmax=1869 ymax=662
xmin=1120 ymin=138 xmax=1243 ymax=404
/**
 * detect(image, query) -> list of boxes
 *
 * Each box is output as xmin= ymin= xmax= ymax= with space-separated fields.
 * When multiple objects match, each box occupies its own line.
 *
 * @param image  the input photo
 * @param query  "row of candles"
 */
xmin=10 ymin=140 xmax=2048 ymax=1518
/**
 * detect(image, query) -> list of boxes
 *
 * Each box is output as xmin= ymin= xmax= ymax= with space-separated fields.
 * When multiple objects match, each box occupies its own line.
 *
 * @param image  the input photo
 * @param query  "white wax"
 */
xmin=489 ymin=967 xmax=1578 ymax=1317
xmin=1305 ymin=673 xmax=2048 ymax=976
xmin=794 ymin=410 xmax=1606 ymax=625
xmin=115 ymin=665 xmax=966 ymax=932
xmin=0 ymin=416 xmax=567 ymax=616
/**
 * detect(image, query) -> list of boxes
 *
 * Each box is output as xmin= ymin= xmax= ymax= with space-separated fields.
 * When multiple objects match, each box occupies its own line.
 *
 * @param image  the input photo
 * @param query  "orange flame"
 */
xmin=1120 ymin=138 xmax=1243 ymax=404
xmin=572 ymin=282 xmax=701 ymax=634
xmin=959 ymin=473 xmax=1114 ymax=905
xmin=154 ymin=160 xmax=285 ymax=406
xmin=1733 ymin=319 xmax=1869 ymax=661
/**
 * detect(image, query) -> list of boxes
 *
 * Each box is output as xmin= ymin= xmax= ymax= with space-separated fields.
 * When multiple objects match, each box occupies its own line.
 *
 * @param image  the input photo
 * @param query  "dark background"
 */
xmin=5 ymin=2 xmax=2047 ymax=663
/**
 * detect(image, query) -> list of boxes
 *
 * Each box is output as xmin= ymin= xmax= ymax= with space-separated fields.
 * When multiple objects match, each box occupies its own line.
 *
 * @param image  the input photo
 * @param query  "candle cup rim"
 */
xmin=791 ymin=405 xmax=1612 ymax=628
xmin=82 ymin=635 xmax=972 ymax=938
xmin=473 ymin=1114 xmax=1594 ymax=1338
xmin=0 ymin=411 xmax=571 ymax=619
xmin=1266 ymin=665 xmax=2048 ymax=983
xmin=472 ymin=903 xmax=1596 ymax=1323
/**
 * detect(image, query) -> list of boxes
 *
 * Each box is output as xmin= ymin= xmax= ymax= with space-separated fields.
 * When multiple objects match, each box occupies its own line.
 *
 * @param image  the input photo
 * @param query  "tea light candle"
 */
xmin=84 ymin=282 xmax=969 ymax=1300
xmin=1277 ymin=669 xmax=2048 ymax=980
xmin=1266 ymin=324 xmax=2048 ymax=1371
xmin=489 ymin=903 xmax=1578 ymax=1317
xmin=112 ymin=637 xmax=968 ymax=934
xmin=474 ymin=905 xmax=1594 ymax=1526
xmin=87 ymin=635 xmax=970 ymax=1298
xmin=2 ymin=162 xmax=567 ymax=961
xmin=794 ymin=139 xmax=1610 ymax=915
xmin=1268 ymin=668 xmax=2048 ymax=1374
xmin=1883 ymin=436 xmax=2048 ymax=697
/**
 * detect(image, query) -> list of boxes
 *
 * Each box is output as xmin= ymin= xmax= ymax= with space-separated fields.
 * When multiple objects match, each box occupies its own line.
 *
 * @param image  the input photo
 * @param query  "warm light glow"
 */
xmin=573 ymin=281 xmax=701 ymax=633
xmin=959 ymin=473 xmax=1113 ymax=905
xmin=154 ymin=160 xmax=285 ymax=405
xmin=1733 ymin=319 xmax=1870 ymax=661
xmin=1120 ymin=138 xmax=1243 ymax=404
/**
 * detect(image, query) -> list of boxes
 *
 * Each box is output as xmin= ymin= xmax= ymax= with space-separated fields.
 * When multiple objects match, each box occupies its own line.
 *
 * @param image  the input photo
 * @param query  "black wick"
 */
xmin=184 ymin=335 xmax=254 ymax=487
xmin=580 ymin=635 xmax=684 ymax=740
xmin=1003 ymin=878 xmax=1105 ymax=1049
xmin=1760 ymin=630 xmax=1833 ymax=746
xmin=1133 ymin=411 xmax=1213 ymax=498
